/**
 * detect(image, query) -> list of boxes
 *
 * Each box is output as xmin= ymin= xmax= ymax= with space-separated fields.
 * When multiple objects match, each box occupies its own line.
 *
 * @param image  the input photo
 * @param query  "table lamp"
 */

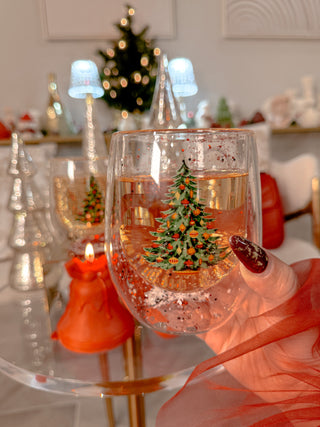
xmin=68 ymin=60 xmax=107 ymax=160
xmin=168 ymin=57 xmax=198 ymax=124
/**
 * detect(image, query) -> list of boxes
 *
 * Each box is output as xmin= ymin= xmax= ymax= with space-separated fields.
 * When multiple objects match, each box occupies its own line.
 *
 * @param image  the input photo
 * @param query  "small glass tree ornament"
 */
xmin=7 ymin=133 xmax=54 ymax=247
xmin=7 ymin=132 xmax=36 ymax=177
xmin=68 ymin=60 xmax=107 ymax=160
xmin=148 ymin=53 xmax=183 ymax=129
xmin=7 ymin=133 xmax=60 ymax=291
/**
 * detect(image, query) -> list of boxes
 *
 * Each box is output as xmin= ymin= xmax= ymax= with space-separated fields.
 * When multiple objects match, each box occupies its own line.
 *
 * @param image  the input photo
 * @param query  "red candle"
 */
xmin=54 ymin=243 xmax=135 ymax=353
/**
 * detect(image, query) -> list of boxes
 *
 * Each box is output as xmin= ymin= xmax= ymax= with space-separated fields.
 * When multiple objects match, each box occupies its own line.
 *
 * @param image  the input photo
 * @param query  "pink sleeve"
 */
xmin=156 ymin=258 xmax=320 ymax=426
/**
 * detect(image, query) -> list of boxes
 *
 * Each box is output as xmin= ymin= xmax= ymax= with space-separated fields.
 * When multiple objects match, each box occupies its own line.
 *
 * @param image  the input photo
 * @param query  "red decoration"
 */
xmin=187 ymin=247 xmax=196 ymax=255
xmin=53 ymin=244 xmax=135 ymax=353
xmin=154 ymin=330 xmax=177 ymax=339
xmin=189 ymin=230 xmax=198 ymax=238
xmin=260 ymin=172 xmax=284 ymax=249
xmin=206 ymin=222 xmax=216 ymax=230
xmin=0 ymin=121 xmax=11 ymax=139
xmin=20 ymin=113 xmax=32 ymax=121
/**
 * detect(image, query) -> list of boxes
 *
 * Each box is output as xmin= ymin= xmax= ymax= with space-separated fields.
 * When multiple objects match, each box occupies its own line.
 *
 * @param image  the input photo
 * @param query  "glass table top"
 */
xmin=0 ymin=262 xmax=216 ymax=398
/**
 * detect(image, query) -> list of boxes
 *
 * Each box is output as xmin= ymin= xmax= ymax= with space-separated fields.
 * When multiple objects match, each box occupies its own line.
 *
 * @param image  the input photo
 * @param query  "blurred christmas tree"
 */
xmin=77 ymin=176 xmax=105 ymax=225
xmin=216 ymin=97 xmax=234 ymax=128
xmin=97 ymin=4 xmax=159 ymax=114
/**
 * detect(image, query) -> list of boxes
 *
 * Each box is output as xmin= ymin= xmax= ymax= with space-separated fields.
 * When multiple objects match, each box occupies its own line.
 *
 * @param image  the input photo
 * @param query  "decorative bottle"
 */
xmin=45 ymin=73 xmax=75 ymax=136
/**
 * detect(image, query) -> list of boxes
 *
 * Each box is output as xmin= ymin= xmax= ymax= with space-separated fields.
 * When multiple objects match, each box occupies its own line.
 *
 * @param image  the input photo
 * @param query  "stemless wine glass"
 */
xmin=49 ymin=157 xmax=107 ymax=255
xmin=105 ymin=129 xmax=261 ymax=334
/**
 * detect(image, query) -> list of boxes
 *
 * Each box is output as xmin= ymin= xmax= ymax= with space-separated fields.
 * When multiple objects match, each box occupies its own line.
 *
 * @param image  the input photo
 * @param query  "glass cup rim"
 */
xmin=112 ymin=127 xmax=255 ymax=138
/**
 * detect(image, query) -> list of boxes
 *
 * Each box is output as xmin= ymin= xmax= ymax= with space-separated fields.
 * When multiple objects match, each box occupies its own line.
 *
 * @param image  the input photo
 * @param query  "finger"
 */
xmin=230 ymin=235 xmax=298 ymax=303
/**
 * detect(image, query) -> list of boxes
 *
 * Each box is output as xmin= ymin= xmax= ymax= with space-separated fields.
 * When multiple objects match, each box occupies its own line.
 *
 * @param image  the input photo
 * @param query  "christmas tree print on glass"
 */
xmin=77 ymin=175 xmax=105 ymax=225
xmin=143 ymin=161 xmax=229 ymax=272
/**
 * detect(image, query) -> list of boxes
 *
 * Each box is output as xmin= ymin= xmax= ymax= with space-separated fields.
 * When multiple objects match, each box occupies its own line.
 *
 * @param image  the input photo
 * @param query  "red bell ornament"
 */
xmin=54 ymin=243 xmax=135 ymax=353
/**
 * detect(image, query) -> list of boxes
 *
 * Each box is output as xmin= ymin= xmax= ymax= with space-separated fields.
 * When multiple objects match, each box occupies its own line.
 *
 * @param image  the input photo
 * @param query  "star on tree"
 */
xmin=143 ymin=161 xmax=229 ymax=271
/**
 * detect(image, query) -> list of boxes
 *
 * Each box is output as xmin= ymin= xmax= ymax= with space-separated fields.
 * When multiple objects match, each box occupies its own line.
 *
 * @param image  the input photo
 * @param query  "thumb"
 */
xmin=230 ymin=235 xmax=299 ymax=304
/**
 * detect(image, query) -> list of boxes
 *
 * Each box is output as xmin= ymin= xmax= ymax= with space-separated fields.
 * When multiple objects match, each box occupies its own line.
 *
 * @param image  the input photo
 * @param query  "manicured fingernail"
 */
xmin=229 ymin=235 xmax=268 ymax=274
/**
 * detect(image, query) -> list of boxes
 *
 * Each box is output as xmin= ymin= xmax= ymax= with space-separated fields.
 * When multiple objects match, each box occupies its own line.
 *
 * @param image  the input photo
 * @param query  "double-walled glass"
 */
xmin=50 ymin=157 xmax=107 ymax=246
xmin=105 ymin=129 xmax=261 ymax=334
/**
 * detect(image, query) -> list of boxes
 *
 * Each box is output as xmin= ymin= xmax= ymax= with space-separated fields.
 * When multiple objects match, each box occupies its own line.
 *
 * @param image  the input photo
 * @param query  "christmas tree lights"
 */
xmin=98 ymin=5 xmax=160 ymax=114
xmin=77 ymin=175 xmax=105 ymax=225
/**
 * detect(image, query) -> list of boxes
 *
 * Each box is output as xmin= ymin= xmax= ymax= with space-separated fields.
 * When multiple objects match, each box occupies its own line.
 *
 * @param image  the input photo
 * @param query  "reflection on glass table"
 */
xmin=0 ymin=261 xmax=217 ymax=426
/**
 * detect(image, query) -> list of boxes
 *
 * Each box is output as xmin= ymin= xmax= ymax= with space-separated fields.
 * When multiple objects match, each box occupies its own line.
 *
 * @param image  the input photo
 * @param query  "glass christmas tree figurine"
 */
xmin=7 ymin=133 xmax=60 ymax=291
xmin=143 ymin=160 xmax=229 ymax=271
xmin=148 ymin=53 xmax=183 ymax=129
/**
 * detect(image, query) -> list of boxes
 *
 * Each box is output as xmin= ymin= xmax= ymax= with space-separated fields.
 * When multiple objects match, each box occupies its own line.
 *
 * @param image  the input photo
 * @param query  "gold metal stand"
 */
xmin=99 ymin=353 xmax=115 ymax=427
xmin=123 ymin=325 xmax=145 ymax=427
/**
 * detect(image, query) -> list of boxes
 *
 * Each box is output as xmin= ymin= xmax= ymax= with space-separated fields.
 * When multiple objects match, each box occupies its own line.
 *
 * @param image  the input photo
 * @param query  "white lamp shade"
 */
xmin=168 ymin=57 xmax=198 ymax=97
xmin=68 ymin=60 xmax=104 ymax=99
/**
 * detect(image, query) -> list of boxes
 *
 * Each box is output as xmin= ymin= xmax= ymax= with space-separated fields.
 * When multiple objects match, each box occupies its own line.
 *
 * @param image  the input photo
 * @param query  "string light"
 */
xmin=107 ymin=48 xmax=115 ymax=58
xmin=112 ymin=68 xmax=119 ymax=76
xmin=103 ymin=80 xmax=110 ymax=90
xmin=118 ymin=40 xmax=127 ymax=49
xmin=110 ymin=90 xmax=117 ymax=98
xmin=142 ymin=75 xmax=150 ymax=85
xmin=140 ymin=56 xmax=149 ymax=67
xmin=120 ymin=18 xmax=128 ymax=26
xmin=104 ymin=67 xmax=111 ymax=76
xmin=120 ymin=78 xmax=128 ymax=88
xmin=154 ymin=47 xmax=161 ymax=56
xmin=121 ymin=110 xmax=129 ymax=119
xmin=128 ymin=7 xmax=135 ymax=15
xmin=136 ymin=97 xmax=143 ymax=106
xmin=134 ymin=72 xmax=142 ymax=83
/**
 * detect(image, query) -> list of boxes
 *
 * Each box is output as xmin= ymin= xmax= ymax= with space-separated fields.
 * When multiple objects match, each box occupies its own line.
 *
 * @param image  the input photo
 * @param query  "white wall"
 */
xmin=2 ymin=0 xmax=320 ymax=130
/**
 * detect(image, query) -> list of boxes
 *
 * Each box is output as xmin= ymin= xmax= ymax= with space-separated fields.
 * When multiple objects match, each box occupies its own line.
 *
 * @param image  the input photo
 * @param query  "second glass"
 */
xmin=50 ymin=157 xmax=107 ymax=253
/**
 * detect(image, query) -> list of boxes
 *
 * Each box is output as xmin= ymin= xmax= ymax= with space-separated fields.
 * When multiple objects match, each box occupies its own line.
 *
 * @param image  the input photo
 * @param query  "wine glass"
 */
xmin=49 ymin=157 xmax=107 ymax=256
xmin=105 ymin=129 xmax=261 ymax=334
